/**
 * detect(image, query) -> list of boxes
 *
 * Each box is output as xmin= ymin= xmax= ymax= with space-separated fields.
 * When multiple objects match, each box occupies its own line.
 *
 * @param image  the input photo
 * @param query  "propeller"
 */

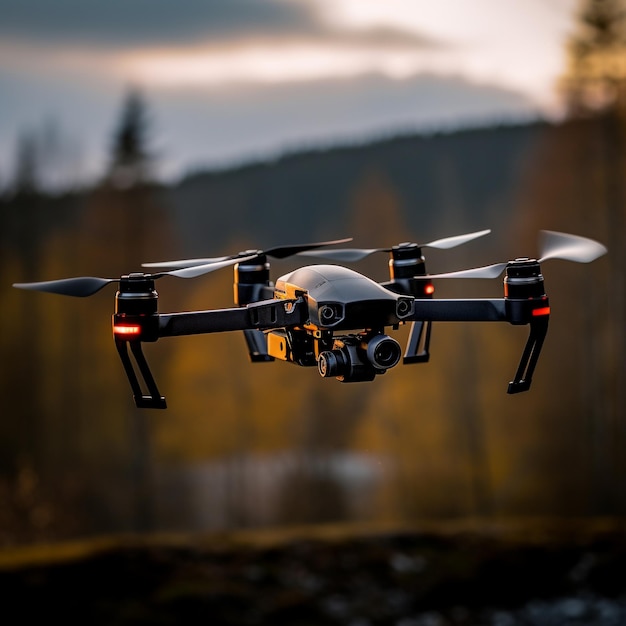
xmin=538 ymin=229 xmax=608 ymax=263
xmin=423 ymin=230 xmax=608 ymax=280
xmin=12 ymin=255 xmax=258 ymax=297
xmin=141 ymin=237 xmax=354 ymax=270
xmin=292 ymin=229 xmax=492 ymax=262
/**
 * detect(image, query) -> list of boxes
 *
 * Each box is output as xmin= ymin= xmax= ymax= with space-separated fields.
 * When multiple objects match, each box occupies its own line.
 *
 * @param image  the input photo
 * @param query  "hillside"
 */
xmin=166 ymin=120 xmax=550 ymax=254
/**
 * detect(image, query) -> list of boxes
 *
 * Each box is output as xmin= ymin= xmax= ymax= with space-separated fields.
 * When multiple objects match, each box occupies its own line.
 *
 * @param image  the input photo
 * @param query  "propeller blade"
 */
xmin=296 ymin=247 xmax=384 ymax=262
xmin=539 ymin=230 xmax=607 ymax=264
xmin=142 ymin=238 xmax=353 ymax=269
xmin=262 ymin=237 xmax=354 ymax=259
xmin=422 ymin=229 xmax=491 ymax=250
xmin=425 ymin=262 xmax=509 ymax=280
xmin=160 ymin=255 xmax=258 ymax=279
xmin=143 ymin=255 xmax=230 ymax=269
xmin=12 ymin=276 xmax=117 ymax=297
xmin=296 ymin=229 xmax=491 ymax=261
xmin=13 ymin=255 xmax=258 ymax=297
xmin=423 ymin=231 xmax=606 ymax=280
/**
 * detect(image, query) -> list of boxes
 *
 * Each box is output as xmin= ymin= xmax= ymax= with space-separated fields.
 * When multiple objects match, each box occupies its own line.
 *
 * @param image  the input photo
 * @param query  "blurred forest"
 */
xmin=0 ymin=0 xmax=624 ymax=548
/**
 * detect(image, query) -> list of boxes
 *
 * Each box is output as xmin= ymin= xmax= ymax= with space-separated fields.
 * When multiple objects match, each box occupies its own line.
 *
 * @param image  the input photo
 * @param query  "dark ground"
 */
xmin=1 ymin=518 xmax=626 ymax=625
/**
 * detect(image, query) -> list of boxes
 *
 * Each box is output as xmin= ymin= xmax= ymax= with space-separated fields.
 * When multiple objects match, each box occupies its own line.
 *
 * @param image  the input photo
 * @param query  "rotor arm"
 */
xmin=408 ymin=298 xmax=508 ymax=322
xmin=407 ymin=297 xmax=550 ymax=393
xmin=113 ymin=298 xmax=306 ymax=408
xmin=157 ymin=297 xmax=307 ymax=338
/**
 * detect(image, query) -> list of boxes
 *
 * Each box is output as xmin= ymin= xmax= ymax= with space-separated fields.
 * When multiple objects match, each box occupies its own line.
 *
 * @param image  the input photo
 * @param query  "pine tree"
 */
xmin=107 ymin=89 xmax=153 ymax=189
xmin=12 ymin=131 xmax=40 ymax=196
xmin=563 ymin=0 xmax=626 ymax=114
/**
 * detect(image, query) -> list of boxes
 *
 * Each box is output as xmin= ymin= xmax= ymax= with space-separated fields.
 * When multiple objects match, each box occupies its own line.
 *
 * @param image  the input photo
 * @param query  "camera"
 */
xmin=318 ymin=332 xmax=401 ymax=382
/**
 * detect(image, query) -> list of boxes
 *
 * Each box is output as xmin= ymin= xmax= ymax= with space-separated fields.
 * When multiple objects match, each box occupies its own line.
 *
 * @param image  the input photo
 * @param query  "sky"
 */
xmin=0 ymin=0 xmax=581 ymax=188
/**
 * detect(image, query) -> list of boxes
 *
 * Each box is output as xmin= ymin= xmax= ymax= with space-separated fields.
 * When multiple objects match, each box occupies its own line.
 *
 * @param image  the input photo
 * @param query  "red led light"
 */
xmin=114 ymin=324 xmax=142 ymax=336
xmin=532 ymin=306 xmax=551 ymax=317
xmin=424 ymin=284 xmax=435 ymax=295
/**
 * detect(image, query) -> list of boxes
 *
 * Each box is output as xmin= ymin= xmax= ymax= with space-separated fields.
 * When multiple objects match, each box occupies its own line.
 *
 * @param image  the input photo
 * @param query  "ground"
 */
xmin=1 ymin=518 xmax=626 ymax=625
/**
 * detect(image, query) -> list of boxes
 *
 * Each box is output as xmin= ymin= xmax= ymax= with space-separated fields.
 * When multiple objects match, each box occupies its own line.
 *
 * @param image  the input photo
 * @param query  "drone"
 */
xmin=13 ymin=229 xmax=607 ymax=409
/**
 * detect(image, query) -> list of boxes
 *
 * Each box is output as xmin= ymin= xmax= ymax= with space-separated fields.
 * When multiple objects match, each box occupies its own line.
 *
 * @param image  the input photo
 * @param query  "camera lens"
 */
xmin=396 ymin=298 xmax=413 ymax=318
xmin=318 ymin=350 xmax=345 ymax=378
xmin=319 ymin=305 xmax=336 ymax=323
xmin=366 ymin=335 xmax=401 ymax=370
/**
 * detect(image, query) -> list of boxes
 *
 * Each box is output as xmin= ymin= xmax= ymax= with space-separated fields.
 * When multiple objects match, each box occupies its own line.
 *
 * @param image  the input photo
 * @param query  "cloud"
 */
xmin=0 ymin=0 xmax=436 ymax=49
xmin=0 ymin=0 xmax=441 ymax=89
xmin=0 ymin=0 xmax=317 ymax=46
xmin=118 ymin=38 xmax=451 ymax=89
xmin=0 ymin=0 xmax=444 ymax=96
